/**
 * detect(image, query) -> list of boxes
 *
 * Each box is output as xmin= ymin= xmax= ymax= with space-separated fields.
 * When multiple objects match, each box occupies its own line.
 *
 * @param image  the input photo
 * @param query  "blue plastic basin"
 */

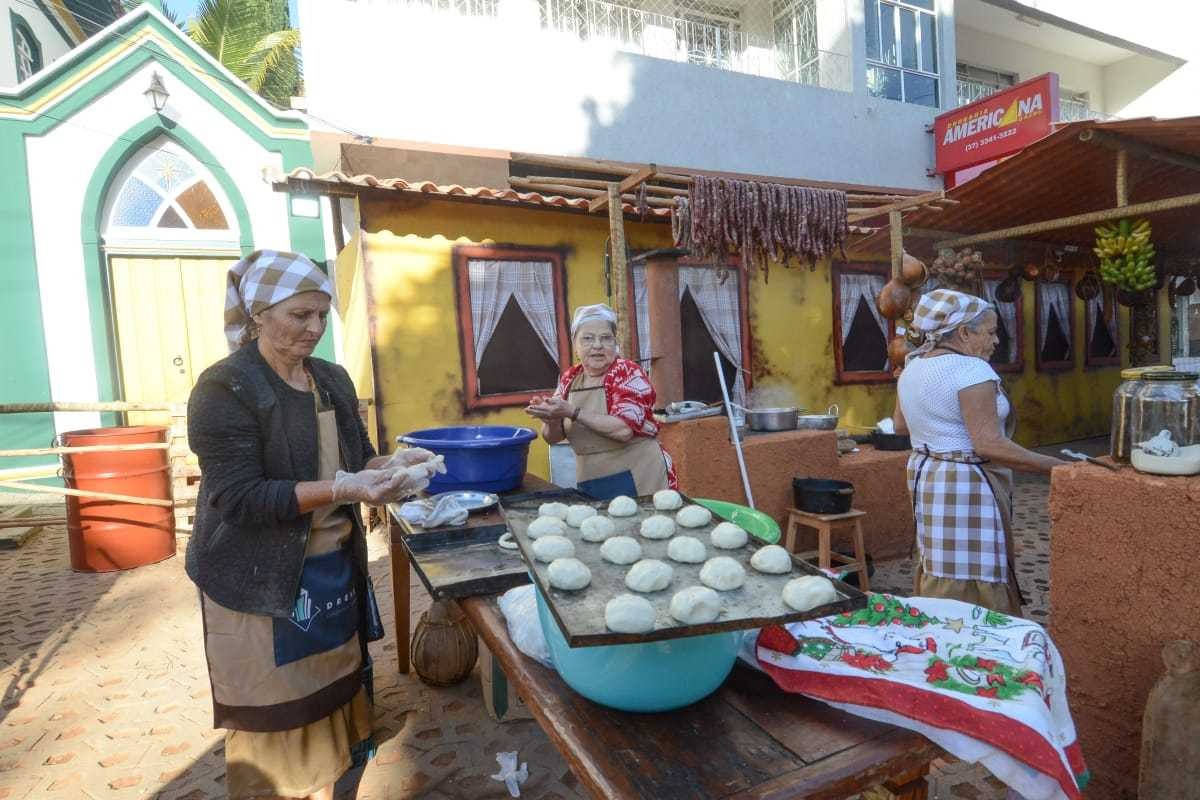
xmin=535 ymin=585 xmax=740 ymax=712
xmin=399 ymin=426 xmax=537 ymax=493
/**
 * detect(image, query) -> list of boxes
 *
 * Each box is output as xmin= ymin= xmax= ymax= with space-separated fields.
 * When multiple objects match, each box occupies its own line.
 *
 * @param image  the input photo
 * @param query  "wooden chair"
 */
xmin=784 ymin=508 xmax=870 ymax=591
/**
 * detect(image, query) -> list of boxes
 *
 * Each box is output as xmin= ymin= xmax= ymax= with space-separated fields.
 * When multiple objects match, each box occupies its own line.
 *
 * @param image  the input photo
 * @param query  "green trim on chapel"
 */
xmin=10 ymin=11 xmax=45 ymax=79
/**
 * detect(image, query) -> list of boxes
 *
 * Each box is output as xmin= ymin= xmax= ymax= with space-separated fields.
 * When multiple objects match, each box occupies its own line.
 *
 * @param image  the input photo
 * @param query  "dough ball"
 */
xmin=579 ymin=515 xmax=617 ymax=543
xmin=782 ymin=576 xmax=838 ymax=612
xmin=565 ymin=505 xmax=598 ymax=528
xmin=547 ymin=558 xmax=591 ymax=591
xmin=600 ymin=536 xmax=642 ymax=565
xmin=653 ymin=489 xmax=683 ymax=511
xmin=666 ymin=536 xmax=707 ymax=564
xmin=625 ymin=559 xmax=674 ymax=593
xmin=538 ymin=502 xmax=569 ymax=520
xmin=639 ymin=514 xmax=676 ymax=540
xmin=527 ymin=516 xmax=567 ymax=539
xmin=605 ymin=594 xmax=656 ymax=633
xmin=532 ymin=535 xmax=574 ymax=563
xmin=699 ymin=556 xmax=746 ymax=591
xmin=676 ymin=505 xmax=713 ymax=529
xmin=669 ymin=586 xmax=722 ymax=625
xmin=750 ymin=545 xmax=792 ymax=574
xmin=607 ymin=495 xmax=638 ymax=517
xmin=710 ymin=522 xmax=748 ymax=549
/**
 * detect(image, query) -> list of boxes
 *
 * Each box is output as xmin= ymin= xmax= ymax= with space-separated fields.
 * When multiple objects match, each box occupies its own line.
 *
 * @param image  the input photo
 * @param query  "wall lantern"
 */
xmin=144 ymin=71 xmax=169 ymax=112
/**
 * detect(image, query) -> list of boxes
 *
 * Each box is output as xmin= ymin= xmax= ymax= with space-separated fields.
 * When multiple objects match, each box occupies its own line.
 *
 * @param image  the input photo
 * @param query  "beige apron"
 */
xmin=566 ymin=374 xmax=670 ymax=499
xmin=202 ymin=395 xmax=371 ymax=798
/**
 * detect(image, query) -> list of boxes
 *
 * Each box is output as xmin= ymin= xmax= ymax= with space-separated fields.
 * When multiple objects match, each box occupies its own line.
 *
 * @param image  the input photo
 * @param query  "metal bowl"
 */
xmin=796 ymin=404 xmax=839 ymax=431
xmin=745 ymin=407 xmax=798 ymax=432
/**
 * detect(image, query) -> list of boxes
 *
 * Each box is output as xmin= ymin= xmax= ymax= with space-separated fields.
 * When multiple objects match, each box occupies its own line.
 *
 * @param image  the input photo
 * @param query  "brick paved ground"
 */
xmin=0 ymin=442 xmax=1091 ymax=799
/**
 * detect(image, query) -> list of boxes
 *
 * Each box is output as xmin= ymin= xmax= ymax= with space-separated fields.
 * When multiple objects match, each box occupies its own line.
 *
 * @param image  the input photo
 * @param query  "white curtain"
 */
xmin=839 ymin=272 xmax=888 ymax=370
xmin=632 ymin=264 xmax=652 ymax=365
xmin=983 ymin=279 xmax=1019 ymax=363
xmin=1037 ymin=282 xmax=1072 ymax=356
xmin=468 ymin=259 xmax=560 ymax=367
xmin=1086 ymin=291 xmax=1118 ymax=356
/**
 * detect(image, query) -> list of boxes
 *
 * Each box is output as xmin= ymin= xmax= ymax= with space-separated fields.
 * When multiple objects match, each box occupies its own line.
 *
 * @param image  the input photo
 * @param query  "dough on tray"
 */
xmin=532 ymin=535 xmax=574 ymax=563
xmin=565 ymin=505 xmax=598 ymax=528
xmin=547 ymin=558 xmax=591 ymax=591
xmin=527 ymin=516 xmax=567 ymax=539
xmin=653 ymin=489 xmax=683 ymax=511
xmin=699 ymin=556 xmax=746 ymax=591
xmin=669 ymin=586 xmax=722 ymax=625
xmin=538 ymin=502 xmax=569 ymax=520
xmin=710 ymin=522 xmax=748 ymax=549
xmin=580 ymin=515 xmax=617 ymax=542
xmin=676 ymin=505 xmax=713 ymax=529
xmin=782 ymin=576 xmax=838 ymax=612
xmin=750 ymin=545 xmax=792 ymax=574
xmin=605 ymin=594 xmax=656 ymax=633
xmin=607 ymin=495 xmax=638 ymax=517
xmin=666 ymin=536 xmax=707 ymax=564
xmin=625 ymin=559 xmax=674 ymax=593
xmin=600 ymin=536 xmax=642 ymax=565
xmin=639 ymin=514 xmax=676 ymax=540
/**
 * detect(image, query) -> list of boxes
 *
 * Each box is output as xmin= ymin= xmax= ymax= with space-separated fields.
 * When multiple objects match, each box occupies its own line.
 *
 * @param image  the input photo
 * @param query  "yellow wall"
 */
xmin=347 ymin=196 xmax=1129 ymax=477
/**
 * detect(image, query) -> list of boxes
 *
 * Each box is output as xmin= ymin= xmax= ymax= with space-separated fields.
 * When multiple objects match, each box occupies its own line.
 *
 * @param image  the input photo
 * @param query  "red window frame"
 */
xmin=452 ymin=244 xmax=571 ymax=410
xmin=1084 ymin=283 xmax=1121 ymax=368
xmin=1035 ymin=279 xmax=1075 ymax=372
xmin=626 ymin=256 xmax=754 ymax=395
xmin=982 ymin=270 xmax=1025 ymax=375
xmin=832 ymin=261 xmax=896 ymax=385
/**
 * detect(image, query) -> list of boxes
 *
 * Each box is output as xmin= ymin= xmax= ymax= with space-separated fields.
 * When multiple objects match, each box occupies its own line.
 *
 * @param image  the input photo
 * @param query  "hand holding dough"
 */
xmin=782 ymin=576 xmax=837 ymax=611
xmin=676 ymin=505 xmax=713 ymax=529
xmin=580 ymin=515 xmax=616 ymax=543
xmin=547 ymin=558 xmax=591 ymax=591
xmin=750 ymin=545 xmax=792 ymax=574
xmin=600 ymin=536 xmax=642 ymax=565
xmin=710 ymin=522 xmax=748 ymax=549
xmin=699 ymin=556 xmax=746 ymax=591
xmin=532 ymin=535 xmax=574 ymax=562
xmin=538 ymin=502 xmax=569 ymax=520
xmin=653 ymin=489 xmax=683 ymax=511
xmin=625 ymin=559 xmax=674 ymax=593
xmin=527 ymin=516 xmax=567 ymax=539
xmin=666 ymin=536 xmax=706 ymax=564
xmin=669 ymin=586 xmax=722 ymax=624
xmin=607 ymin=495 xmax=638 ymax=517
xmin=640 ymin=514 xmax=676 ymax=540
xmin=605 ymin=594 xmax=656 ymax=633
xmin=565 ymin=505 xmax=598 ymax=528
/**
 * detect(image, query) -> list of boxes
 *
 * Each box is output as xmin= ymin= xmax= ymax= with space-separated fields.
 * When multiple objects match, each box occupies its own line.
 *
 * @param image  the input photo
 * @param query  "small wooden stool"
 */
xmin=784 ymin=508 xmax=870 ymax=591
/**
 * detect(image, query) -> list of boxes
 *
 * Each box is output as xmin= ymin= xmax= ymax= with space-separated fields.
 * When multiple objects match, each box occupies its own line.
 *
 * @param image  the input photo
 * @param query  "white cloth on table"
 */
xmin=897 ymin=354 xmax=1009 ymax=453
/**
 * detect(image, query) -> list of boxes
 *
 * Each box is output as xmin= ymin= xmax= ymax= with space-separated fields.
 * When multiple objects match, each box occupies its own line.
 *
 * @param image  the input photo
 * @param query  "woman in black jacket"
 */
xmin=186 ymin=250 xmax=441 ymax=800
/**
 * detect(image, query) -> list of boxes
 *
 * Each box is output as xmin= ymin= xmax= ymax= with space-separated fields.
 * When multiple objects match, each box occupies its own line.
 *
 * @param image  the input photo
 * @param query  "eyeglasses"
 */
xmin=578 ymin=334 xmax=617 ymax=348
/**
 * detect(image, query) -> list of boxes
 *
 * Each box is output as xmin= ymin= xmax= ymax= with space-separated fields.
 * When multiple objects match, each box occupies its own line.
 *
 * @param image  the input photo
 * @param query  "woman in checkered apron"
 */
xmin=894 ymin=290 xmax=1066 ymax=615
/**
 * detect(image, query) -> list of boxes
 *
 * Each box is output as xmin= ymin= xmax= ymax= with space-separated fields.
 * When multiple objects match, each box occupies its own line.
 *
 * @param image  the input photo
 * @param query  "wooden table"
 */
xmin=388 ymin=475 xmax=562 ymax=673
xmin=461 ymin=595 xmax=941 ymax=800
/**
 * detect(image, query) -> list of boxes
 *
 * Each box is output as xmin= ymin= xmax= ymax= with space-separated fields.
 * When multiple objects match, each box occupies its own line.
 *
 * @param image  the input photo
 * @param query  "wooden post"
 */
xmin=889 ymin=211 xmax=904 ymax=279
xmin=645 ymin=251 xmax=684 ymax=408
xmin=1116 ymin=149 xmax=1129 ymax=207
xmin=607 ymin=183 xmax=633 ymax=359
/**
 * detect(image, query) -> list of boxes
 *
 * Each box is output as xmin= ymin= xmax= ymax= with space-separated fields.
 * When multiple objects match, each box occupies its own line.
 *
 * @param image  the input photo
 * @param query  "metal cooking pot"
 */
xmin=796 ymin=404 xmax=840 ymax=431
xmin=745 ymin=407 xmax=798 ymax=432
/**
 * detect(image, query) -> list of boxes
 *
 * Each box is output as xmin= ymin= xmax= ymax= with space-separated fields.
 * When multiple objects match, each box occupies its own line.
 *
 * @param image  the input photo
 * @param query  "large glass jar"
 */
xmin=1111 ymin=365 xmax=1173 ymax=462
xmin=1130 ymin=372 xmax=1200 ymax=471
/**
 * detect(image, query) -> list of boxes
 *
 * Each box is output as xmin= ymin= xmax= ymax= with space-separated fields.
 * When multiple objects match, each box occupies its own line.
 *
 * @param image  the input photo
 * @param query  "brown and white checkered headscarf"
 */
xmin=223 ymin=250 xmax=334 ymax=351
xmin=906 ymin=289 xmax=991 ymax=364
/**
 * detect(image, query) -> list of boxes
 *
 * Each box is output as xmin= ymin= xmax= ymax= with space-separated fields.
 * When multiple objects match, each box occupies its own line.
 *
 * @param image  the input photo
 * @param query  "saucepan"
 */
xmin=744 ymin=407 xmax=799 ymax=432
xmin=796 ymin=404 xmax=840 ymax=431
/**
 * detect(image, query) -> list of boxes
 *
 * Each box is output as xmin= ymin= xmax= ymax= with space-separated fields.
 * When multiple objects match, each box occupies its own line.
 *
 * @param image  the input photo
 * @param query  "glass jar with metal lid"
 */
xmin=1111 ymin=365 xmax=1173 ymax=462
xmin=1130 ymin=372 xmax=1200 ymax=474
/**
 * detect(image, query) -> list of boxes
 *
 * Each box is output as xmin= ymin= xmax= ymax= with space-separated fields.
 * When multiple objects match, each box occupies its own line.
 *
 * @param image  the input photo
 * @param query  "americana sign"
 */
xmin=934 ymin=72 xmax=1060 ymax=175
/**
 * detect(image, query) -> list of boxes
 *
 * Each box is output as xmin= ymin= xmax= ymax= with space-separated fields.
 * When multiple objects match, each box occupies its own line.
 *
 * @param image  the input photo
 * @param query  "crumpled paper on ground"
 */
xmin=397 ymin=493 xmax=469 ymax=528
xmin=490 ymin=751 xmax=528 ymax=797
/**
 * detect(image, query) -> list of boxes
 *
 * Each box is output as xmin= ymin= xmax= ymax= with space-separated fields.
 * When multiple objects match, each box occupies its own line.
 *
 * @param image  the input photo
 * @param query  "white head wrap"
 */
xmin=223 ymin=250 xmax=335 ymax=351
xmin=571 ymin=303 xmax=618 ymax=334
xmin=905 ymin=289 xmax=992 ymax=364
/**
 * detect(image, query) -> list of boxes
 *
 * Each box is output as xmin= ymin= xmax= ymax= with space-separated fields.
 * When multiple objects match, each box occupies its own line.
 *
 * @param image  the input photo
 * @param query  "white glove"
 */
xmin=331 ymin=464 xmax=437 ymax=506
xmin=382 ymin=446 xmax=436 ymax=470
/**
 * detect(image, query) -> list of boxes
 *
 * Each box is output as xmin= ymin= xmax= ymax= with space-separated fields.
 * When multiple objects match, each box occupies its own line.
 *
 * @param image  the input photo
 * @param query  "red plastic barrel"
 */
xmin=62 ymin=426 xmax=175 ymax=572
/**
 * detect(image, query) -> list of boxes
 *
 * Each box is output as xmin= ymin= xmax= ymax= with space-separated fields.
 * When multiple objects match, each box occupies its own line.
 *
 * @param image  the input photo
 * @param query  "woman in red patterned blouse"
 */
xmin=526 ymin=304 xmax=677 ymax=499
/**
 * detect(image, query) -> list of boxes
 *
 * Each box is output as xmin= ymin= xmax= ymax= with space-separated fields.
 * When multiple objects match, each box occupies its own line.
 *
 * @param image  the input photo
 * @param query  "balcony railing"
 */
xmin=392 ymin=0 xmax=850 ymax=90
xmin=955 ymin=78 xmax=1113 ymax=122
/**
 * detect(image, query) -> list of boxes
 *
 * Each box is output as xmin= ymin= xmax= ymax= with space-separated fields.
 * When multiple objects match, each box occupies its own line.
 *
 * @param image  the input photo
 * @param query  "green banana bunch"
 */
xmin=1094 ymin=217 xmax=1156 ymax=292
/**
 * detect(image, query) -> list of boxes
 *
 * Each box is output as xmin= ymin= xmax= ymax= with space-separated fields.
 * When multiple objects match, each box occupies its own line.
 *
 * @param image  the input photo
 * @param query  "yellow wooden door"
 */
xmin=109 ymin=256 xmax=232 ymax=427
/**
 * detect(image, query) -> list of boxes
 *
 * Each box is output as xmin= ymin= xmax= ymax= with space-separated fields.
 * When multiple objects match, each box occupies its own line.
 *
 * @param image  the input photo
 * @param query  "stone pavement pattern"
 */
xmin=0 ymin=461 xmax=1064 ymax=800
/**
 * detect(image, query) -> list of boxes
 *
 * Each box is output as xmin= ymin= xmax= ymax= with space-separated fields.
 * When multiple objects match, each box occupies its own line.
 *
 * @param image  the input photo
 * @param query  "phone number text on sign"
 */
xmin=963 ymin=127 xmax=1018 ymax=153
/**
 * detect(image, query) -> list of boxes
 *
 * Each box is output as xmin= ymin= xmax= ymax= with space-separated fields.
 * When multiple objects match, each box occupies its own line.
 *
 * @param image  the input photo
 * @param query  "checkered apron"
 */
xmin=907 ymin=447 xmax=1008 ymax=584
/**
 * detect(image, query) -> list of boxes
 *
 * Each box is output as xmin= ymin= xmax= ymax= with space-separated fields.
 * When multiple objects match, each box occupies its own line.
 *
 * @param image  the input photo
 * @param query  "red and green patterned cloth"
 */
xmin=748 ymin=594 xmax=1089 ymax=800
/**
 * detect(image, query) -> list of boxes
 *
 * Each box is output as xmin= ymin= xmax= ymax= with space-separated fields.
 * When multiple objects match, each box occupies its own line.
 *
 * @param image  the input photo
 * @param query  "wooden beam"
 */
xmin=589 ymin=165 xmax=657 ymax=213
xmin=607 ymin=183 xmax=632 ymax=359
xmin=847 ymin=190 xmax=945 ymax=224
xmin=521 ymin=176 xmax=689 ymax=197
xmin=1116 ymin=148 xmax=1129 ymax=207
xmin=1080 ymin=128 xmax=1200 ymax=175
xmin=0 ymin=478 xmax=174 ymax=508
xmin=508 ymin=179 xmax=675 ymax=209
xmin=935 ymin=190 xmax=1200 ymax=249
xmin=889 ymin=211 xmax=904 ymax=279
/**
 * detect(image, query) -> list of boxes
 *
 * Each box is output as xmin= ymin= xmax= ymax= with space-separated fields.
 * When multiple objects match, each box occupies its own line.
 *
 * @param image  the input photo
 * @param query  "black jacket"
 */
xmin=185 ymin=342 xmax=376 ymax=617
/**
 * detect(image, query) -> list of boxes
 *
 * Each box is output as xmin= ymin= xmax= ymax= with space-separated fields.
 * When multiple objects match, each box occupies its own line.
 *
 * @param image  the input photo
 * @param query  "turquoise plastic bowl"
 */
xmin=534 ymin=586 xmax=741 ymax=712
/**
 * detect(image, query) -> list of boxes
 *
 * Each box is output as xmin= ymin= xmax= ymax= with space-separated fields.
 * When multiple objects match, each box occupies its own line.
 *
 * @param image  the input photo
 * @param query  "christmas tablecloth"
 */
xmin=743 ymin=594 xmax=1089 ymax=800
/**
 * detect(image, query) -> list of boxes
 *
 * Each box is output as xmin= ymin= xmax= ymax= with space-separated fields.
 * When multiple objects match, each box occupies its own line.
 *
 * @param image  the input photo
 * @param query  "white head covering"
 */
xmin=223 ymin=250 xmax=335 ymax=351
xmin=571 ymin=303 xmax=618 ymax=334
xmin=905 ymin=289 xmax=992 ymax=364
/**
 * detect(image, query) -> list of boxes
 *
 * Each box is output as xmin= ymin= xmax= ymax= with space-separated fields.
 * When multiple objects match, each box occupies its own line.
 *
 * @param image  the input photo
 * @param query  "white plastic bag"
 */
xmin=490 ymin=751 xmax=528 ymax=798
xmin=497 ymin=585 xmax=555 ymax=669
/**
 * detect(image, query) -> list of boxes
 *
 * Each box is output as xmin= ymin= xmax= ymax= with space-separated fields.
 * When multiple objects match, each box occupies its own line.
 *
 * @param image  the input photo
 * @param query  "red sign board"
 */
xmin=934 ymin=72 xmax=1059 ymax=175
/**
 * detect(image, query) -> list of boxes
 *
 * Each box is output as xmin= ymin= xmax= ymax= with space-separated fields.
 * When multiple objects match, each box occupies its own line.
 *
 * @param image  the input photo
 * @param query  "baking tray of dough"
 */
xmin=503 ymin=495 xmax=868 ymax=648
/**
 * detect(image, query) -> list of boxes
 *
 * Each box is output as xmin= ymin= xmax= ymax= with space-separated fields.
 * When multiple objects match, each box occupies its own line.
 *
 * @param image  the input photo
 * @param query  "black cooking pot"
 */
xmin=793 ymin=478 xmax=855 ymax=515
xmin=870 ymin=432 xmax=912 ymax=451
